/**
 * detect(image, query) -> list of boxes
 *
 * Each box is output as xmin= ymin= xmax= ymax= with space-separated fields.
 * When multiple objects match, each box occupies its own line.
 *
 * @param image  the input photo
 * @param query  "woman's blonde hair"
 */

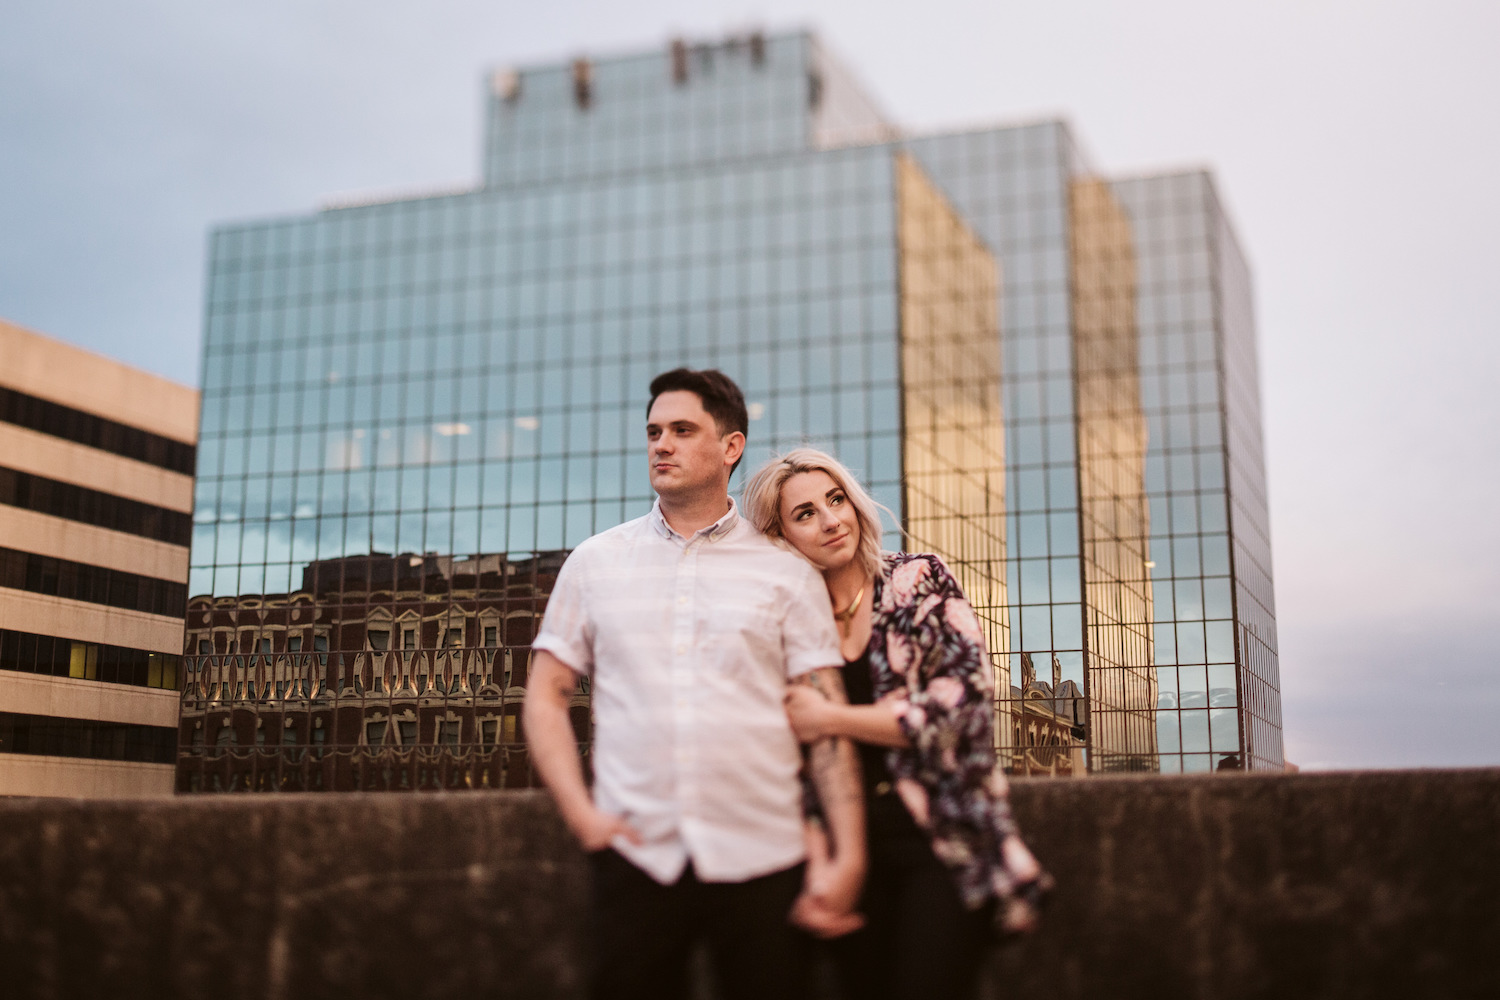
xmin=742 ymin=447 xmax=888 ymax=581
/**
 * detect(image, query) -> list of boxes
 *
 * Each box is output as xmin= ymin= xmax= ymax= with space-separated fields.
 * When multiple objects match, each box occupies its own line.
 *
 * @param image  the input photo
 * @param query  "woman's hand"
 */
xmin=784 ymin=685 xmax=833 ymax=742
xmin=789 ymin=823 xmax=866 ymax=939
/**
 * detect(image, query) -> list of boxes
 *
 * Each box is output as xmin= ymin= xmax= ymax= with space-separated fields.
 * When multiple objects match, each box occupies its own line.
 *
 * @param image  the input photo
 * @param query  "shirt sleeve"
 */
xmin=888 ymin=555 xmax=996 ymax=764
xmin=530 ymin=546 xmax=595 ymax=677
xmin=781 ymin=559 xmax=843 ymax=679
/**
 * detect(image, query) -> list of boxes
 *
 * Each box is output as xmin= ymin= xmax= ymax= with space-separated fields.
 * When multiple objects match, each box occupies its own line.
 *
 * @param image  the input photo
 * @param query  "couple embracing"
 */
xmin=525 ymin=368 xmax=1048 ymax=1000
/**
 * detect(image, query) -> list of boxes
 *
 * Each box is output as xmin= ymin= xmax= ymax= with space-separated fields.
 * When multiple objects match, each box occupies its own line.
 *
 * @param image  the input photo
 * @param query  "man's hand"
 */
xmin=784 ymin=685 xmax=833 ymax=742
xmin=569 ymin=804 xmax=644 ymax=853
xmin=789 ymin=822 xmax=865 ymax=939
xmin=527 ymin=651 xmax=646 ymax=855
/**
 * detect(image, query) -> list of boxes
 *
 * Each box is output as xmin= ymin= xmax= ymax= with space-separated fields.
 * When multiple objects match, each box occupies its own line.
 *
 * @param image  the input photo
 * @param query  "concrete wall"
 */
xmin=0 ymin=319 xmax=199 ymax=442
xmin=0 ymin=756 xmax=173 ymax=798
xmin=1 ymin=770 xmax=1495 ymax=999
xmin=0 ymin=670 xmax=179 ymax=728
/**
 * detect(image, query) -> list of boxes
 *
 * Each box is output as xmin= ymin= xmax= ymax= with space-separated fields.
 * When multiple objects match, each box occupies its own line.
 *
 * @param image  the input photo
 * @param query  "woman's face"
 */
xmin=778 ymin=470 xmax=861 ymax=573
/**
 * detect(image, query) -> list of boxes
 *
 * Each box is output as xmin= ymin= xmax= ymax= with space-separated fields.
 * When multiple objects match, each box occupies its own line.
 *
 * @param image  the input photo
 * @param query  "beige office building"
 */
xmin=0 ymin=320 xmax=196 ymax=797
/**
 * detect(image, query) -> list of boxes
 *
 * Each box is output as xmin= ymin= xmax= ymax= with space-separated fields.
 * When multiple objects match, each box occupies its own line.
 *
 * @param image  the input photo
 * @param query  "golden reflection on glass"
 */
xmin=894 ymin=153 xmax=1012 ymax=744
xmin=1069 ymin=177 xmax=1157 ymax=772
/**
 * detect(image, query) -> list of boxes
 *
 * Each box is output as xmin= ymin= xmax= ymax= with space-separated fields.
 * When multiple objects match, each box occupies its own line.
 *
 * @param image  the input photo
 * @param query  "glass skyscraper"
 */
xmin=176 ymin=31 xmax=1280 ymax=793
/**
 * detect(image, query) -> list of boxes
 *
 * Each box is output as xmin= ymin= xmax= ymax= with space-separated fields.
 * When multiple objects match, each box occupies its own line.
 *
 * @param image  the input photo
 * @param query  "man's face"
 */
xmin=646 ymin=390 xmax=744 ymax=500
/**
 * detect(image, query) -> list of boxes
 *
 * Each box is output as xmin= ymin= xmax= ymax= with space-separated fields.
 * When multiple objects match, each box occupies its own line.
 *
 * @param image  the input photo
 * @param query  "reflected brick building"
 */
xmin=177 ymin=552 xmax=568 ymax=792
xmin=180 ymin=30 xmax=1280 ymax=787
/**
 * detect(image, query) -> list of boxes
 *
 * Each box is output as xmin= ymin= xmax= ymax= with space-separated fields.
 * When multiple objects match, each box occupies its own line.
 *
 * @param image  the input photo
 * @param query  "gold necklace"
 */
xmin=832 ymin=586 xmax=864 ymax=635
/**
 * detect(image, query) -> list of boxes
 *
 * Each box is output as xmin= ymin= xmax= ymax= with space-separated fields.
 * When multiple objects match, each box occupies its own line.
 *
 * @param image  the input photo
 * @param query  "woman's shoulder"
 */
xmin=878 ymin=551 xmax=958 ymax=608
xmin=880 ymin=550 xmax=953 ymax=579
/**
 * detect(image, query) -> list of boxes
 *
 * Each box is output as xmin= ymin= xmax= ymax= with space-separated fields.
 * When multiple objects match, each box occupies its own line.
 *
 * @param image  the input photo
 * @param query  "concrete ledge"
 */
xmin=0 ymin=673 xmax=181 ymax=728
xmin=1 ymin=770 xmax=1496 ymax=999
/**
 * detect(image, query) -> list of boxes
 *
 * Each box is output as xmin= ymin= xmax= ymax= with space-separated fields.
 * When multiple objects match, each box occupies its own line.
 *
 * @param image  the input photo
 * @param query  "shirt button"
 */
xmin=675 ymin=645 xmax=686 ymax=655
xmin=678 ymin=596 xmax=688 ymax=605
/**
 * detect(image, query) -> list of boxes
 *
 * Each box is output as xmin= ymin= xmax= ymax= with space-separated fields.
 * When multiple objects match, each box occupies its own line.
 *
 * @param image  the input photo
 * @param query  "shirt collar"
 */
xmin=650 ymin=496 xmax=740 ymax=543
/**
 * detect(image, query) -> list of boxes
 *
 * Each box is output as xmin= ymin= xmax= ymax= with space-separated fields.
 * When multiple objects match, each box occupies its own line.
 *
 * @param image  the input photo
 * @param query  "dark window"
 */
xmin=483 ymin=625 xmax=498 ymax=648
xmin=0 ymin=547 xmax=186 ymax=617
xmin=0 ymin=387 xmax=195 ymax=475
xmin=368 ymin=629 xmax=390 ymax=651
xmin=0 ymin=627 xmax=180 ymax=690
xmin=0 ymin=466 xmax=192 ymax=546
xmin=0 ymin=711 xmax=176 ymax=763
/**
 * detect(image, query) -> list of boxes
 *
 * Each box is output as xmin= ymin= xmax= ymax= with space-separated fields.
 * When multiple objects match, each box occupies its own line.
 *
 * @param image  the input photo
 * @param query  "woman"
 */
xmin=743 ymin=448 xmax=1048 ymax=1000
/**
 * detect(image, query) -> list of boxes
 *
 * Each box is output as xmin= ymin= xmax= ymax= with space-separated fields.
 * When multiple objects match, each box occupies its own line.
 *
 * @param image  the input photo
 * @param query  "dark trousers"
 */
xmin=824 ymin=795 xmax=994 ymax=1000
xmin=587 ymin=848 xmax=809 ymax=1000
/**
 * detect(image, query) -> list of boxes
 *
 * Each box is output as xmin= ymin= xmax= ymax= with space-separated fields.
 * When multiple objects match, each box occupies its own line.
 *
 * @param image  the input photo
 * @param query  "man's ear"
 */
xmin=722 ymin=430 xmax=746 ymax=467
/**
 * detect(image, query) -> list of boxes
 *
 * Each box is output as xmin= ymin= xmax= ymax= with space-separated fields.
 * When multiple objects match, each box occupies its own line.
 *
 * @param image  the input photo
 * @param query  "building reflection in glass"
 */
xmin=895 ymin=153 xmax=1012 ymax=727
xmin=180 ymin=31 xmax=1282 ymax=789
xmin=1069 ymin=177 xmax=1156 ymax=772
xmin=178 ymin=552 xmax=567 ymax=791
xmin=1110 ymin=173 xmax=1282 ymax=772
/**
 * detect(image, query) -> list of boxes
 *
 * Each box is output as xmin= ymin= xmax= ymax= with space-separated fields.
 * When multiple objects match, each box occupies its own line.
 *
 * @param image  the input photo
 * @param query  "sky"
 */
xmin=2 ymin=1 xmax=1497 ymax=770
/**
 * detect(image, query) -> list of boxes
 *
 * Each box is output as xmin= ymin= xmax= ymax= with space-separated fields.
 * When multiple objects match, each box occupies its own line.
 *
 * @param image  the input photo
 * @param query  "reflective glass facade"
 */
xmin=1112 ymin=172 xmax=1282 ymax=772
xmin=177 ymin=31 xmax=1279 ymax=792
xmin=905 ymin=125 xmax=1102 ymax=774
xmin=902 ymin=128 xmax=1282 ymax=774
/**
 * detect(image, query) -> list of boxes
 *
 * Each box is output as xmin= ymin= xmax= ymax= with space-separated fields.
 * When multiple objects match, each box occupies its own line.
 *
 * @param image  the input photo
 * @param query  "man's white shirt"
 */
xmin=532 ymin=497 xmax=841 ymax=884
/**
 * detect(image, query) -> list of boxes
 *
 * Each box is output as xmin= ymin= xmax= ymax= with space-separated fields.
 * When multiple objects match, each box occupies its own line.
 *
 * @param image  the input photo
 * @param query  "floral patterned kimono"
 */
xmin=864 ymin=551 xmax=1051 ymax=934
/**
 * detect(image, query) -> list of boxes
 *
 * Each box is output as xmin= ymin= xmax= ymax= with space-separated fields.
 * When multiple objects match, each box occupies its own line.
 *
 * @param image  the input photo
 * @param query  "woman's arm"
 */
xmin=785 ymin=687 xmax=910 ymax=748
xmin=787 ymin=667 xmax=867 ymax=930
xmin=883 ymin=555 xmax=994 ymax=767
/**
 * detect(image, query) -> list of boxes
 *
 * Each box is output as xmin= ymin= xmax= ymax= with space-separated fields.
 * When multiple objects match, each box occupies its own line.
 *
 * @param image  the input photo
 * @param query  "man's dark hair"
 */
xmin=647 ymin=368 xmax=749 ymax=440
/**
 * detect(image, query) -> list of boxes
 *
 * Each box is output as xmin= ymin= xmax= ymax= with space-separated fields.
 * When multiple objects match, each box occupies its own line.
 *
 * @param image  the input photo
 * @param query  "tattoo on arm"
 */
xmin=797 ymin=668 xmax=834 ymax=698
xmin=796 ymin=668 xmax=864 ymax=855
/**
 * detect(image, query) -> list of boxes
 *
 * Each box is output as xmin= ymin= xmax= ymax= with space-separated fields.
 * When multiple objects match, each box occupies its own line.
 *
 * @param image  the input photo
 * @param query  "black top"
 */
xmin=841 ymin=644 xmax=895 ymax=796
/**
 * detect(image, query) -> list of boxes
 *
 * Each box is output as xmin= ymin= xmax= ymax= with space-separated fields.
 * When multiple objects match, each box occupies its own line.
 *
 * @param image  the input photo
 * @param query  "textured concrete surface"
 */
xmin=0 ymin=792 xmax=589 ymax=1000
xmin=1 ymin=770 xmax=1496 ymax=999
xmin=992 ymin=769 xmax=1500 ymax=999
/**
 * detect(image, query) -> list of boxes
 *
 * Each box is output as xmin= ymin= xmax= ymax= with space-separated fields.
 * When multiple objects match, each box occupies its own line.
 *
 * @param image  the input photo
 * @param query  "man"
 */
xmin=525 ymin=368 xmax=865 ymax=1000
